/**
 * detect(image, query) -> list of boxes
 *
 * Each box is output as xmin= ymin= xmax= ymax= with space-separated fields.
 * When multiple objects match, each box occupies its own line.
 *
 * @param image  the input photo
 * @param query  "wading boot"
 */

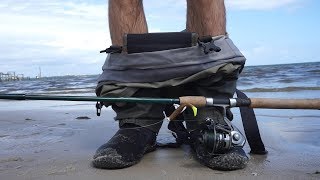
xmin=92 ymin=123 xmax=157 ymax=169
xmin=188 ymin=107 xmax=249 ymax=171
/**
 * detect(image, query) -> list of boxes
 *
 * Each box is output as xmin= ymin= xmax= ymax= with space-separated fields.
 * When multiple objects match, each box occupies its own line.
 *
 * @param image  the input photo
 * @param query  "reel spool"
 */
xmin=200 ymin=118 xmax=245 ymax=154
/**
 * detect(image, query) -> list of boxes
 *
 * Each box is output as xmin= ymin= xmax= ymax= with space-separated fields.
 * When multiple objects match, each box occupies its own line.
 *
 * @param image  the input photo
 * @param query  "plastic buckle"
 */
xmin=96 ymin=102 xmax=102 ymax=116
xmin=100 ymin=46 xmax=122 ymax=54
xmin=198 ymin=40 xmax=221 ymax=54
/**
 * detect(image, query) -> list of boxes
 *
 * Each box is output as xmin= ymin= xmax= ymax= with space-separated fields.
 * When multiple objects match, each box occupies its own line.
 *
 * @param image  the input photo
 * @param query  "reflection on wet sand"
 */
xmin=0 ymin=98 xmax=319 ymax=180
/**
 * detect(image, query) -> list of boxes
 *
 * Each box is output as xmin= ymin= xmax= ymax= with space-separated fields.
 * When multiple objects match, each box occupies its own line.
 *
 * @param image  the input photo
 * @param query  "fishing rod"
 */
xmin=1 ymin=93 xmax=319 ymax=154
xmin=0 ymin=93 xmax=319 ymax=110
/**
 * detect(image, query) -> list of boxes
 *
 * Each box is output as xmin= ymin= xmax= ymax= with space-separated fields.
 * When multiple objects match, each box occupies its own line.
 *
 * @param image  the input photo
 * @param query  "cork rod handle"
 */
xmin=250 ymin=98 xmax=320 ymax=109
xmin=179 ymin=96 xmax=206 ymax=107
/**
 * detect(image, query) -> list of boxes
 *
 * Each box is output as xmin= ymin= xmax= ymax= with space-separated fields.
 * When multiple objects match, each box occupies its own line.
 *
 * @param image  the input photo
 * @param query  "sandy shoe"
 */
xmin=192 ymin=136 xmax=248 ymax=171
xmin=189 ymin=107 xmax=249 ymax=171
xmin=92 ymin=123 xmax=157 ymax=169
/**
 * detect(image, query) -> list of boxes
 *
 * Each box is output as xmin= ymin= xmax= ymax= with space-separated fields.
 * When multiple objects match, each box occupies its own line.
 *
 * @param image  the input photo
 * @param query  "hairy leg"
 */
xmin=186 ymin=0 xmax=226 ymax=37
xmin=109 ymin=0 xmax=148 ymax=46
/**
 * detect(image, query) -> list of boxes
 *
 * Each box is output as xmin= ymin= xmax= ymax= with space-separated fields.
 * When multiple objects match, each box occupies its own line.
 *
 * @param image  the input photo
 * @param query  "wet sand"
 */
xmin=0 ymin=99 xmax=320 ymax=180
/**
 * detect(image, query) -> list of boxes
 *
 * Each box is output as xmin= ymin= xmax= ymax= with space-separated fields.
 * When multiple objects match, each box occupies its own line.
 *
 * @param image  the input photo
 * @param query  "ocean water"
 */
xmin=0 ymin=62 xmax=319 ymax=153
xmin=0 ymin=62 xmax=319 ymax=96
xmin=239 ymin=62 xmax=320 ymax=92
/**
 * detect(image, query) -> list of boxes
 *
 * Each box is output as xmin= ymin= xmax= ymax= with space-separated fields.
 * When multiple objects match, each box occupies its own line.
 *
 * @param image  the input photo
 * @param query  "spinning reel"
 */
xmin=199 ymin=113 xmax=246 ymax=154
xmin=167 ymin=104 xmax=246 ymax=153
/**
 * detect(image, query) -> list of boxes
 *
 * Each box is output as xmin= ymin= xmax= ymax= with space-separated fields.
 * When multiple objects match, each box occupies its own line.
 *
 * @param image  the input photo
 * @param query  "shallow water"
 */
xmin=0 ymin=62 xmax=319 ymax=95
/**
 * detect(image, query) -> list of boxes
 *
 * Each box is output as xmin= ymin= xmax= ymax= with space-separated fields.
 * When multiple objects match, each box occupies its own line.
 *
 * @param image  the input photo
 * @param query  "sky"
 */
xmin=0 ymin=0 xmax=319 ymax=77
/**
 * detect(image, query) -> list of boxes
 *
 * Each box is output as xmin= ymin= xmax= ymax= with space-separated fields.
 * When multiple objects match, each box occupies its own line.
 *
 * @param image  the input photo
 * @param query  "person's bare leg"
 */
xmin=109 ymin=0 xmax=148 ymax=46
xmin=186 ymin=0 xmax=248 ymax=171
xmin=92 ymin=0 xmax=159 ymax=170
xmin=186 ymin=0 xmax=226 ymax=37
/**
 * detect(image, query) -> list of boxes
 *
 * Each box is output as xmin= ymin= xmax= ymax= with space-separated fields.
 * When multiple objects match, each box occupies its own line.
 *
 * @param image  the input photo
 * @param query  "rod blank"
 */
xmin=0 ymin=94 xmax=319 ymax=110
xmin=0 ymin=94 xmax=179 ymax=104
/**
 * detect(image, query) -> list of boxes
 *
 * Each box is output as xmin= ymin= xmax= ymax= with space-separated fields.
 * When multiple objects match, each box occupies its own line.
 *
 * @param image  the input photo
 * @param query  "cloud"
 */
xmin=143 ymin=0 xmax=186 ymax=31
xmin=0 ymin=0 xmax=313 ymax=77
xmin=240 ymin=44 xmax=302 ymax=65
xmin=226 ymin=0 xmax=302 ymax=10
xmin=0 ymin=0 xmax=109 ymax=77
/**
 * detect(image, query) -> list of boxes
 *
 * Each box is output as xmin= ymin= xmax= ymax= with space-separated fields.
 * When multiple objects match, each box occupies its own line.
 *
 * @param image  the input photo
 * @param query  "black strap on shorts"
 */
xmin=236 ymin=89 xmax=268 ymax=154
xmin=125 ymin=32 xmax=198 ymax=54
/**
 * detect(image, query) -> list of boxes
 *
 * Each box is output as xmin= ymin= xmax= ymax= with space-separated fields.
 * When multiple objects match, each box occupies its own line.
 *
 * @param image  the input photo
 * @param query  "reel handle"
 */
xmin=168 ymin=104 xmax=187 ymax=121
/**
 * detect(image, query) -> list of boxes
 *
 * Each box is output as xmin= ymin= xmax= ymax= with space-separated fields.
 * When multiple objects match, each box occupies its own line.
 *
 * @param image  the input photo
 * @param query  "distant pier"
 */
xmin=0 ymin=72 xmax=28 ymax=82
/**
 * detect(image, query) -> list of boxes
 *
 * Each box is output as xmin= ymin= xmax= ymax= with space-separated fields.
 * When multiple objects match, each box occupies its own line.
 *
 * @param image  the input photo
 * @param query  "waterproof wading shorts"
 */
xmin=96 ymin=35 xmax=246 ymax=133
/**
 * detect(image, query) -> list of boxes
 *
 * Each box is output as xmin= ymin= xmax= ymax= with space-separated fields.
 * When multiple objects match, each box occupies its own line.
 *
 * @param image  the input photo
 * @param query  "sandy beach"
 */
xmin=0 ymin=94 xmax=320 ymax=180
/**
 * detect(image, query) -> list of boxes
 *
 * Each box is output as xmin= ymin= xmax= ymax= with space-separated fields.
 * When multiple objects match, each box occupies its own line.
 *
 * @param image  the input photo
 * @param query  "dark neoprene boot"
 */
xmin=189 ymin=107 xmax=249 ymax=171
xmin=92 ymin=124 xmax=157 ymax=169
